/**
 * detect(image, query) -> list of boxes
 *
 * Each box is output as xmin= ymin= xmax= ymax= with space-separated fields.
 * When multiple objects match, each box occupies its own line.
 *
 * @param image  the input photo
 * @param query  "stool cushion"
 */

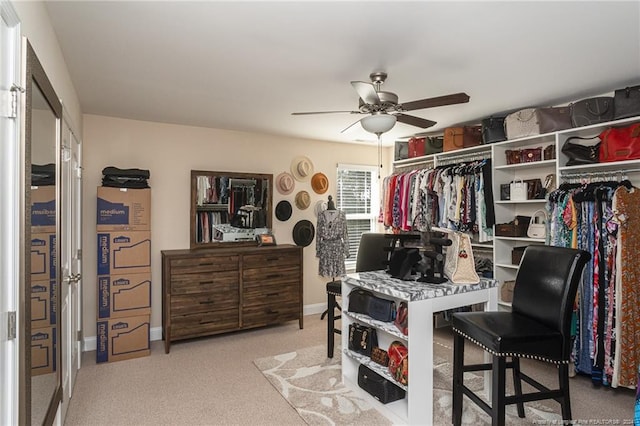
xmin=326 ymin=280 xmax=342 ymax=296
xmin=452 ymin=311 xmax=564 ymax=363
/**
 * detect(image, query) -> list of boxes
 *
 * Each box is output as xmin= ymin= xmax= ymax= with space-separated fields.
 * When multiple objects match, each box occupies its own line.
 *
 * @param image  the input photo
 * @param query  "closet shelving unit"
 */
xmin=392 ymin=114 xmax=640 ymax=310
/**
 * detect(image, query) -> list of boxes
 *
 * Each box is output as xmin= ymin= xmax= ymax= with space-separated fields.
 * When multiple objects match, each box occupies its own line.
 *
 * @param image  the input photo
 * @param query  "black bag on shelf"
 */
xmin=561 ymin=136 xmax=601 ymax=166
xmin=348 ymin=289 xmax=396 ymax=322
xmin=613 ymin=85 xmax=640 ymax=120
xmin=348 ymin=289 xmax=373 ymax=315
xmin=357 ymin=364 xmax=406 ymax=404
xmin=570 ymin=97 xmax=614 ymax=127
xmin=348 ymin=323 xmax=378 ymax=356
xmin=481 ymin=116 xmax=507 ymax=144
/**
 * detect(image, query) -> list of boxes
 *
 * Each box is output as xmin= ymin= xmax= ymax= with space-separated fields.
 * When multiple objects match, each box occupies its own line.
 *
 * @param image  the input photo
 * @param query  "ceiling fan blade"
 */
xmin=400 ymin=92 xmax=470 ymax=112
xmin=292 ymin=110 xmax=361 ymax=115
xmin=351 ymin=81 xmax=381 ymax=105
xmin=395 ymin=113 xmax=437 ymax=129
xmin=341 ymin=118 xmax=363 ymax=133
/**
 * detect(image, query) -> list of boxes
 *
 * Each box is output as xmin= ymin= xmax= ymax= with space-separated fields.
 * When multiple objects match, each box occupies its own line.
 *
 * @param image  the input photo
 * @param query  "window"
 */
xmin=336 ymin=164 xmax=380 ymax=270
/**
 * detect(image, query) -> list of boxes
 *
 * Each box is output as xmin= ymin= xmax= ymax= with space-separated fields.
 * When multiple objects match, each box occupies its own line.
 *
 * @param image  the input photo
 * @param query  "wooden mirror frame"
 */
xmin=190 ymin=170 xmax=273 ymax=249
xmin=21 ymin=40 xmax=63 ymax=426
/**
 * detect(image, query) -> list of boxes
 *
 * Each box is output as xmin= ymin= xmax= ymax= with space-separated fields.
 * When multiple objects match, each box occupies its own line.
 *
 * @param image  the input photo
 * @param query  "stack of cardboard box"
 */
xmin=96 ymin=187 xmax=152 ymax=363
xmin=31 ymin=186 xmax=57 ymax=376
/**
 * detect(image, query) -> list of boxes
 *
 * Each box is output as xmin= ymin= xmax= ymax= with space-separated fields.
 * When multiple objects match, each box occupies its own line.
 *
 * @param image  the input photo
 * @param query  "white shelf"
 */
xmin=495 ymin=199 xmax=547 ymax=205
xmin=494 ymin=236 xmax=546 ymax=243
xmin=495 ymin=263 xmax=518 ymax=269
xmin=343 ymin=311 xmax=408 ymax=341
xmin=494 ymin=159 xmax=556 ymax=170
xmin=344 ymin=349 xmax=408 ymax=392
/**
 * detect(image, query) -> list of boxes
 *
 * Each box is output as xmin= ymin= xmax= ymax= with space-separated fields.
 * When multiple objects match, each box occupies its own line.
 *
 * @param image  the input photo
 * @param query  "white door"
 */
xmin=59 ymin=117 xmax=82 ymax=421
xmin=0 ymin=3 xmax=21 ymax=424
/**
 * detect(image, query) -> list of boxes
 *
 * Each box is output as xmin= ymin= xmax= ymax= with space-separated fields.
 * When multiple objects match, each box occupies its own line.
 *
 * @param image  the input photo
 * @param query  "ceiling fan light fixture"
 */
xmin=361 ymin=113 xmax=397 ymax=135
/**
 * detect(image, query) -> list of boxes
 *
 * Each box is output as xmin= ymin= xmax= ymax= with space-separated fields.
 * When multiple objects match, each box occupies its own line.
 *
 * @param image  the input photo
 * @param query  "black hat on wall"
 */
xmin=275 ymin=200 xmax=292 ymax=221
xmin=292 ymin=220 xmax=315 ymax=247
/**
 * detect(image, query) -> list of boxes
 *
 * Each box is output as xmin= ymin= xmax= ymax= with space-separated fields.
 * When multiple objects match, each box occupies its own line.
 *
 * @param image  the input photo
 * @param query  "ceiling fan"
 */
xmin=292 ymin=72 xmax=470 ymax=135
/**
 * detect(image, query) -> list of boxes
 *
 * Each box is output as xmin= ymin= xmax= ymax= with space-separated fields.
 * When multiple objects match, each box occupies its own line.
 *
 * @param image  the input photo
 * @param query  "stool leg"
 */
xmin=491 ymin=355 xmax=506 ymax=426
xmin=512 ymin=356 xmax=525 ymax=418
xmin=327 ymin=293 xmax=336 ymax=358
xmin=559 ymin=364 xmax=572 ymax=421
xmin=452 ymin=333 xmax=465 ymax=426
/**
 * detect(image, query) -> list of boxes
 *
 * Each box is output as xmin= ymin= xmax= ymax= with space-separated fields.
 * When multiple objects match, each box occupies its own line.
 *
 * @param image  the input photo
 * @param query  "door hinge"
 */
xmin=1 ymin=85 xmax=24 ymax=119
xmin=77 ymin=330 xmax=83 ymax=342
xmin=7 ymin=311 xmax=16 ymax=340
xmin=77 ymin=249 xmax=82 ymax=260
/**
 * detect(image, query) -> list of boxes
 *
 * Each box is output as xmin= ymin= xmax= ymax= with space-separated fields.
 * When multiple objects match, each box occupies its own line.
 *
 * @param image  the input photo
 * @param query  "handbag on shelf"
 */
xmin=394 ymin=141 xmax=409 ymax=160
xmin=443 ymin=231 xmax=480 ymax=285
xmin=348 ymin=289 xmax=373 ymax=315
xmin=500 ymin=183 xmax=511 ymax=201
xmin=509 ymin=179 xmax=528 ymax=201
xmin=443 ymin=126 xmax=483 ymax=151
xmin=357 ymin=364 xmax=405 ymax=404
xmin=505 ymin=149 xmax=522 ymax=165
xmin=481 ymin=116 xmax=507 ymax=144
xmin=536 ymin=106 xmax=572 ymax=133
xmin=524 ymin=178 xmax=545 ymax=200
xmin=394 ymin=302 xmax=408 ymax=335
xmin=599 ymin=123 xmax=640 ymax=163
xmin=348 ymin=323 xmax=378 ymax=357
xmin=408 ymin=137 xmax=425 ymax=158
xmin=371 ymin=347 xmax=390 ymax=367
xmin=368 ymin=295 xmax=396 ymax=323
xmin=613 ymin=85 xmax=640 ymax=120
xmin=520 ymin=147 xmax=542 ymax=163
xmin=388 ymin=341 xmax=409 ymax=386
xmin=527 ymin=210 xmax=547 ymax=239
xmin=561 ymin=136 xmax=601 ymax=166
xmin=505 ymin=108 xmax=540 ymax=139
xmin=570 ymin=97 xmax=614 ymax=127
xmin=425 ymin=136 xmax=444 ymax=155
xmin=543 ymin=144 xmax=556 ymax=160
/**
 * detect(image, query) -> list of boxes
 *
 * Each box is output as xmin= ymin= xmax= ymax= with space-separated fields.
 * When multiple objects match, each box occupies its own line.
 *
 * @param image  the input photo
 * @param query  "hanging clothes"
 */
xmin=380 ymin=159 xmax=494 ymax=242
xmin=316 ymin=209 xmax=350 ymax=277
xmin=548 ymin=180 xmax=639 ymax=389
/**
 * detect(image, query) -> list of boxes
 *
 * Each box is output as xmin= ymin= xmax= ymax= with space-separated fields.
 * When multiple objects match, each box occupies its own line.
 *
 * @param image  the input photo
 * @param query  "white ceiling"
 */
xmin=44 ymin=1 xmax=640 ymax=146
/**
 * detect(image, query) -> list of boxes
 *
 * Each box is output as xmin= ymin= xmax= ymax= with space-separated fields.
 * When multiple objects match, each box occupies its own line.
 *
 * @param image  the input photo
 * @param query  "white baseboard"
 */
xmin=83 ymin=303 xmax=328 ymax=352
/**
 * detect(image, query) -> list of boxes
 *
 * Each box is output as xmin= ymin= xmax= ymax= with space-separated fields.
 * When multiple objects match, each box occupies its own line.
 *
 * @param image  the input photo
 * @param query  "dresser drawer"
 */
xmin=243 ymin=265 xmax=299 ymax=286
xmin=171 ymin=270 xmax=238 ymax=294
xmin=243 ymin=251 xmax=299 ymax=269
xmin=170 ymin=255 xmax=239 ymax=274
xmin=243 ymin=281 xmax=299 ymax=304
xmin=171 ymin=309 xmax=240 ymax=339
xmin=171 ymin=290 xmax=239 ymax=315
xmin=242 ymin=300 xmax=299 ymax=328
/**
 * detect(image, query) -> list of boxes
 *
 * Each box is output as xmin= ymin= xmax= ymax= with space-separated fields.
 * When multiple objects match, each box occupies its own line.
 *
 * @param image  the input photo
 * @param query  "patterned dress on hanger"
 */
xmin=316 ymin=209 xmax=350 ymax=277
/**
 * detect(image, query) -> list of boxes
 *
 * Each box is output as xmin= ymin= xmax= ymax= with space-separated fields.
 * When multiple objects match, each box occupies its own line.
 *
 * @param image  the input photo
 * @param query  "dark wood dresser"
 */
xmin=161 ymin=244 xmax=303 ymax=353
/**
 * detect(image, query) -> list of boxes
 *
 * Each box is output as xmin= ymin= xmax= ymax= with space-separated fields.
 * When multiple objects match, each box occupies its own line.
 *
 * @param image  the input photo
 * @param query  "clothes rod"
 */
xmin=437 ymin=152 xmax=491 ymax=166
xmin=560 ymin=169 xmax=638 ymax=178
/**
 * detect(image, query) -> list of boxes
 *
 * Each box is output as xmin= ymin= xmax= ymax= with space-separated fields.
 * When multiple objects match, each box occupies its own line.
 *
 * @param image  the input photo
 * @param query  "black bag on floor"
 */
xmin=102 ymin=166 xmax=150 ymax=188
xmin=357 ymin=364 xmax=405 ymax=404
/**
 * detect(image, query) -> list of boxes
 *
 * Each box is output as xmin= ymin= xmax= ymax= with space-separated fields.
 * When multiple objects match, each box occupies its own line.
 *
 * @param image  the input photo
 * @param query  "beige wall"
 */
xmin=12 ymin=1 xmax=82 ymax=133
xmin=83 ymin=114 xmax=391 ymax=337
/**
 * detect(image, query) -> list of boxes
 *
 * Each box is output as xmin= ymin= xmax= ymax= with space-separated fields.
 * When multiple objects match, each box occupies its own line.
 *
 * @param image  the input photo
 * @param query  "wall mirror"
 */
xmin=190 ymin=170 xmax=272 ymax=248
xmin=23 ymin=41 xmax=62 ymax=426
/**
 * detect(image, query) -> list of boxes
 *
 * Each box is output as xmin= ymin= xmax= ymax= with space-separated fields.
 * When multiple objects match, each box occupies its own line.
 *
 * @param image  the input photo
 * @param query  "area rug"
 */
xmin=254 ymin=343 xmax=562 ymax=425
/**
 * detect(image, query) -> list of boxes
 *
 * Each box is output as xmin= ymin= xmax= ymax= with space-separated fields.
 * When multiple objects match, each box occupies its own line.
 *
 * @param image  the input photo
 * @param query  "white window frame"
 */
xmin=336 ymin=163 xmax=380 ymax=271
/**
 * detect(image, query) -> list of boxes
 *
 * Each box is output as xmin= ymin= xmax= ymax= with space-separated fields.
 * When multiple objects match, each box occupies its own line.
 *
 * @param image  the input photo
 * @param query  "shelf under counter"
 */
xmin=344 ymin=349 xmax=408 ymax=392
xmin=343 ymin=311 xmax=407 ymax=341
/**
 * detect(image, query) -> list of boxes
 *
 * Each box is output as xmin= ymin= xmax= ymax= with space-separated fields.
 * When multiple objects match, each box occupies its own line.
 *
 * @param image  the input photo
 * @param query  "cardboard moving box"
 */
xmin=97 ymin=187 xmax=151 ymax=231
xmin=96 ymin=315 xmax=150 ymax=363
xmin=31 ymin=186 xmax=56 ymax=233
xmin=31 ymin=279 xmax=57 ymax=328
xmin=31 ymin=232 xmax=56 ymax=280
xmin=31 ymin=326 xmax=56 ymax=376
xmin=97 ymin=231 xmax=151 ymax=275
xmin=98 ymin=273 xmax=151 ymax=319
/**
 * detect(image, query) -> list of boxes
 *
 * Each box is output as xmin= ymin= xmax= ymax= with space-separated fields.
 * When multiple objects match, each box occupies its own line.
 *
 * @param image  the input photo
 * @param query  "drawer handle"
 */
xmin=199 ymin=262 xmax=214 ymax=266
xmin=266 ymin=274 xmax=280 ymax=279
xmin=266 ymin=292 xmax=280 ymax=297
xmin=265 ymin=257 xmax=279 ymax=262
xmin=200 ymin=281 xmax=214 ymax=285
xmin=199 ymin=300 xmax=214 ymax=305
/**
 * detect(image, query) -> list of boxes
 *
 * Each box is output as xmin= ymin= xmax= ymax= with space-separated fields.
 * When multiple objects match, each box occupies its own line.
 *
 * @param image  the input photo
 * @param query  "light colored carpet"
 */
xmin=254 ymin=343 xmax=561 ymax=425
